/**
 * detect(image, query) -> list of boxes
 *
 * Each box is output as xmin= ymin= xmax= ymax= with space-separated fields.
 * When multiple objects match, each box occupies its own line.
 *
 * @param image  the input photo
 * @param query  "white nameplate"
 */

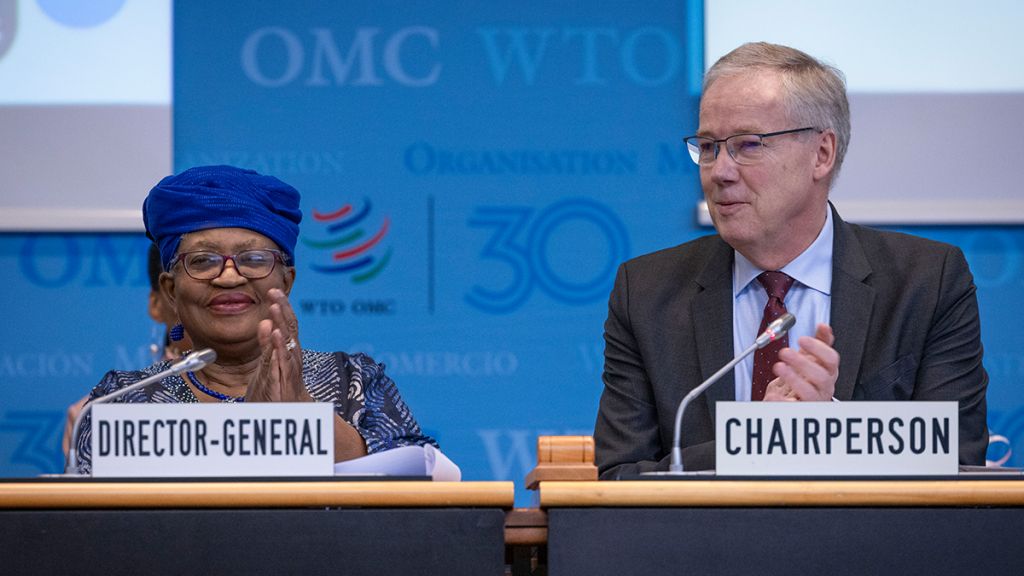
xmin=715 ymin=401 xmax=958 ymax=476
xmin=91 ymin=403 xmax=334 ymax=477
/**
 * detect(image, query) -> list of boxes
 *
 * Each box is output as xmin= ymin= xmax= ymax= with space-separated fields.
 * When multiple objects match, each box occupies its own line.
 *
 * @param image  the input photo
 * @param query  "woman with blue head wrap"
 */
xmin=69 ymin=165 xmax=437 ymax=475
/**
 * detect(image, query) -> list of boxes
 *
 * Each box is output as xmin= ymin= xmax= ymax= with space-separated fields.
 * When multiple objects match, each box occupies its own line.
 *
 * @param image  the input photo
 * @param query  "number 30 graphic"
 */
xmin=466 ymin=198 xmax=630 ymax=313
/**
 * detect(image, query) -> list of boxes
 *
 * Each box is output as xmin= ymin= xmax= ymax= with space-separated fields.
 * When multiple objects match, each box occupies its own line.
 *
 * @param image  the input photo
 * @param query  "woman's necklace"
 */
xmin=186 ymin=371 xmax=245 ymax=403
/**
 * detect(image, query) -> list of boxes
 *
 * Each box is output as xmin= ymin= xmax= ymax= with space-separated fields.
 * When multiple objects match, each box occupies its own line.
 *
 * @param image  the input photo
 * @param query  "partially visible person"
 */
xmin=69 ymin=165 xmax=435 ymax=474
xmin=61 ymin=244 xmax=192 ymax=456
xmin=594 ymin=42 xmax=988 ymax=477
xmin=144 ymin=241 xmax=193 ymax=361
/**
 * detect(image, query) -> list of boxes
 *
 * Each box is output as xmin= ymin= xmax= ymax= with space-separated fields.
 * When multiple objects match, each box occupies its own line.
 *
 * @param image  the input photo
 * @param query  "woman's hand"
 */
xmin=247 ymin=288 xmax=368 ymax=461
xmin=248 ymin=288 xmax=312 ymax=403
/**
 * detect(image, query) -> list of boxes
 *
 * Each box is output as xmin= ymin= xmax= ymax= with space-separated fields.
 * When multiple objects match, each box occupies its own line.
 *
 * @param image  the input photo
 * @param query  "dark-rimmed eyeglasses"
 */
xmin=683 ymin=127 xmax=820 ymax=166
xmin=169 ymin=249 xmax=288 ymax=280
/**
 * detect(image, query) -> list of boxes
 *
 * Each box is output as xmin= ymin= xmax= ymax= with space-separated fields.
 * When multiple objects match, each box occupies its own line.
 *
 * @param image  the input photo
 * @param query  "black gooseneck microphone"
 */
xmin=65 ymin=348 xmax=217 ymax=475
xmin=655 ymin=313 xmax=796 ymax=474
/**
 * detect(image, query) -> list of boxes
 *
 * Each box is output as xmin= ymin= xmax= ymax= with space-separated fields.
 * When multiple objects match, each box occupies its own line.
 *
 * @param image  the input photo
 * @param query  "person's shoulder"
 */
xmin=91 ymin=360 xmax=175 ymax=399
xmin=346 ymin=351 xmax=387 ymax=378
xmin=843 ymin=221 xmax=964 ymax=268
xmin=304 ymin=349 xmax=386 ymax=379
xmin=300 ymin=348 xmax=339 ymax=369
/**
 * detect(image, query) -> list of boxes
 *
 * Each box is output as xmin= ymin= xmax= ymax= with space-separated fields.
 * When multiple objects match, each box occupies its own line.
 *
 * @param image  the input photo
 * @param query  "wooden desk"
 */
xmin=0 ymin=479 xmax=514 ymax=576
xmin=541 ymin=479 xmax=1024 ymax=576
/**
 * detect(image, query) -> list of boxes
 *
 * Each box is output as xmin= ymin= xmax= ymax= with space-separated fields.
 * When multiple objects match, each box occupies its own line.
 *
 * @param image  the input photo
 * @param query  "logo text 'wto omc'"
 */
xmin=240 ymin=26 xmax=684 ymax=87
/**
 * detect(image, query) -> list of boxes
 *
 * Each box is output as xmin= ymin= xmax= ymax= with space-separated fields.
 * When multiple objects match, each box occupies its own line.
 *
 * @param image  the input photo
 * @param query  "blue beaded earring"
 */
xmin=169 ymin=323 xmax=185 ymax=342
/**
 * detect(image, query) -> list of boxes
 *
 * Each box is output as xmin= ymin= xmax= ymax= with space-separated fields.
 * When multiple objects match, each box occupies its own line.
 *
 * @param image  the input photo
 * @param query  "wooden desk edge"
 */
xmin=0 ymin=481 xmax=515 ymax=509
xmin=539 ymin=480 xmax=1024 ymax=507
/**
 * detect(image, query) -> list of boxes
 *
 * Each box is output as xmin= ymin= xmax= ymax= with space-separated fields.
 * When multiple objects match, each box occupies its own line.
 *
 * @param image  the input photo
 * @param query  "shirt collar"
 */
xmin=733 ymin=205 xmax=834 ymax=297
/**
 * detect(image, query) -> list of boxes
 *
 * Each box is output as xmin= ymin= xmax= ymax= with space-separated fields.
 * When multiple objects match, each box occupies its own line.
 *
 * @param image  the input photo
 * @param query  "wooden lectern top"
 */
xmin=540 ymin=479 xmax=1024 ymax=508
xmin=0 ymin=480 xmax=514 ymax=509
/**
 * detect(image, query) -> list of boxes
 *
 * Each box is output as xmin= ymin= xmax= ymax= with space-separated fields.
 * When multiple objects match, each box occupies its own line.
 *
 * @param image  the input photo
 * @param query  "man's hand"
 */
xmin=763 ymin=323 xmax=838 ymax=401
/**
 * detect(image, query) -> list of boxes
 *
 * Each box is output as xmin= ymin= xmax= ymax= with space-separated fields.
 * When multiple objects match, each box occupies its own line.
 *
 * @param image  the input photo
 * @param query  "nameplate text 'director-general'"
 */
xmin=91 ymin=403 xmax=334 ymax=477
xmin=715 ymin=401 xmax=959 ymax=476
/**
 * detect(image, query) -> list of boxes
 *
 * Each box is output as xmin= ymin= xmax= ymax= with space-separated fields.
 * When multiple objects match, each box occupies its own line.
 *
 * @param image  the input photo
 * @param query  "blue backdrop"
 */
xmin=1 ymin=1 xmax=1021 ymax=504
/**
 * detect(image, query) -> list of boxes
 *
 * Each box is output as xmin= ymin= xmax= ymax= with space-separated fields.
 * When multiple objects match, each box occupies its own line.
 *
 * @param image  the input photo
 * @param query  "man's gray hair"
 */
xmin=704 ymin=42 xmax=851 ymax=184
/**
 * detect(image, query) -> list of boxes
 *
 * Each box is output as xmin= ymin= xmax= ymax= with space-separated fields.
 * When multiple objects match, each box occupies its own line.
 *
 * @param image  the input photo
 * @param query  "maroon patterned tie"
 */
xmin=751 ymin=271 xmax=795 ymax=401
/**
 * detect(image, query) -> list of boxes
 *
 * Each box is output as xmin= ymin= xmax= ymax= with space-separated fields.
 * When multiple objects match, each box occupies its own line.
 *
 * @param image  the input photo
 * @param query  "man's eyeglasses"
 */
xmin=683 ymin=127 xmax=820 ymax=166
xmin=169 ymin=249 xmax=288 ymax=280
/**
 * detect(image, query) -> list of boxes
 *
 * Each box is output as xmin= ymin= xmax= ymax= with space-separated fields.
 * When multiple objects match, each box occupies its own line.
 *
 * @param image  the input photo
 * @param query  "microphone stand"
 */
xmin=647 ymin=313 xmax=795 ymax=475
xmin=65 ymin=348 xmax=217 ymax=476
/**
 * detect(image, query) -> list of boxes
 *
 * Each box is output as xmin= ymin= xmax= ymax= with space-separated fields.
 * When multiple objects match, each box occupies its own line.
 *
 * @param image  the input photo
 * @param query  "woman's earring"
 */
xmin=169 ymin=323 xmax=185 ymax=342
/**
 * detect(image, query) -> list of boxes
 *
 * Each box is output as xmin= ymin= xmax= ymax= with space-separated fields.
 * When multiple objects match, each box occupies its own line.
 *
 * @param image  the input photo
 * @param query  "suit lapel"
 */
xmin=692 ymin=238 xmax=736 ymax=421
xmin=829 ymin=206 xmax=875 ymax=400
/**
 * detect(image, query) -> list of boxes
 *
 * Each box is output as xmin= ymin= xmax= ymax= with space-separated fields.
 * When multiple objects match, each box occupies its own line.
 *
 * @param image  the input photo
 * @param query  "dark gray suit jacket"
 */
xmin=594 ymin=207 xmax=989 ymax=477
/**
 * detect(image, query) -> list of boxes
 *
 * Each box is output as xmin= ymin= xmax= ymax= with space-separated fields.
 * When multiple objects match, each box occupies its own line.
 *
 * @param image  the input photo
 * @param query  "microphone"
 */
xmin=660 ymin=313 xmax=795 ymax=474
xmin=65 ymin=348 xmax=217 ymax=475
xmin=172 ymin=348 xmax=217 ymax=373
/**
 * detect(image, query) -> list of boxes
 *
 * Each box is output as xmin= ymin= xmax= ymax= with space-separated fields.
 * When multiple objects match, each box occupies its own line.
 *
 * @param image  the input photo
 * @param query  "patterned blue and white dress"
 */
xmin=71 ymin=350 xmax=436 ymax=475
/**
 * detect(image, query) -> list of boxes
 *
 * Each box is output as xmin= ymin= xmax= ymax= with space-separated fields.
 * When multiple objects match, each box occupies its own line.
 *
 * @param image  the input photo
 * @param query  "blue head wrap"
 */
xmin=143 ymin=165 xmax=303 ymax=270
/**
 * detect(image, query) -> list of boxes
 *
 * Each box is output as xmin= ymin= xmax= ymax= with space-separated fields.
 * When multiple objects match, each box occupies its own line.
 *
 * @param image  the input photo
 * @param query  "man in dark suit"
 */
xmin=594 ymin=42 xmax=988 ymax=477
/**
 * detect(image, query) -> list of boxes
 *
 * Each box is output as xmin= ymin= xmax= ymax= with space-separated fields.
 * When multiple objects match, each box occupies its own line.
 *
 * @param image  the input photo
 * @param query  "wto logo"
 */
xmin=302 ymin=199 xmax=393 ymax=283
xmin=466 ymin=198 xmax=629 ymax=313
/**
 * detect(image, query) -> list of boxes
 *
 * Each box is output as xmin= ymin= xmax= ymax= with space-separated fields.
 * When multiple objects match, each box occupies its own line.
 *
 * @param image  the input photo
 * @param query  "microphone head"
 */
xmin=174 ymin=348 xmax=218 ymax=373
xmin=755 ymin=313 xmax=796 ymax=348
xmin=770 ymin=312 xmax=796 ymax=335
